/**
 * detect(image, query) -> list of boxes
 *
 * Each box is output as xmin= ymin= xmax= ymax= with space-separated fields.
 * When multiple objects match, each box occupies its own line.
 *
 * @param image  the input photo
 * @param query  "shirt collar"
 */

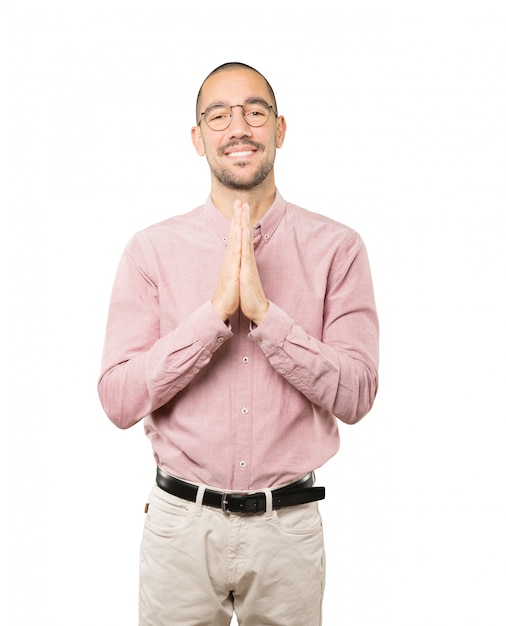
xmin=203 ymin=189 xmax=287 ymax=248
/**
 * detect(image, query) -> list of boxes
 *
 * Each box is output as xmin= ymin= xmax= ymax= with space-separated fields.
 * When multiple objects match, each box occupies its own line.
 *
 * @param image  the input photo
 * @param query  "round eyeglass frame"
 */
xmin=199 ymin=99 xmax=278 ymax=131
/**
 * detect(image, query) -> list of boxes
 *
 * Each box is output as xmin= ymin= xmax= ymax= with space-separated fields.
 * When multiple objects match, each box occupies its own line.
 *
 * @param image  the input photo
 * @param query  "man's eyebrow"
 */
xmin=203 ymin=97 xmax=271 ymax=109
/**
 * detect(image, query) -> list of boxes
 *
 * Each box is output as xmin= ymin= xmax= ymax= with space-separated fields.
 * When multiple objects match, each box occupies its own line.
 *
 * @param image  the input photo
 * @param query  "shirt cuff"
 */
xmin=190 ymin=300 xmax=233 ymax=353
xmin=248 ymin=301 xmax=293 ymax=355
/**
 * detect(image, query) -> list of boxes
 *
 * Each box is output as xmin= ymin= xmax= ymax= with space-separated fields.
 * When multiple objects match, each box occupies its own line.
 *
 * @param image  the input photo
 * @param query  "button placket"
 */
xmin=232 ymin=320 xmax=254 ymax=489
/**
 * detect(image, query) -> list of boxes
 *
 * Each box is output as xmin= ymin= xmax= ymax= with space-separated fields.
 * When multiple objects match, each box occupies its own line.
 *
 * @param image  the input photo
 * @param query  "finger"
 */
xmin=225 ymin=202 xmax=242 ymax=255
xmin=237 ymin=202 xmax=253 ymax=254
xmin=239 ymin=201 xmax=250 ymax=229
xmin=241 ymin=218 xmax=251 ymax=254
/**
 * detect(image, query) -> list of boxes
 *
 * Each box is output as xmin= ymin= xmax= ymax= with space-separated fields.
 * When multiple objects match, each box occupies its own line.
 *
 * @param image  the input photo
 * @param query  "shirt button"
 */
xmin=217 ymin=336 xmax=224 ymax=343
xmin=239 ymin=461 xmax=246 ymax=468
xmin=256 ymin=338 xmax=263 ymax=344
xmin=280 ymin=369 xmax=286 ymax=374
xmin=242 ymin=356 xmax=249 ymax=363
xmin=241 ymin=407 xmax=248 ymax=414
xmin=193 ymin=368 xmax=199 ymax=374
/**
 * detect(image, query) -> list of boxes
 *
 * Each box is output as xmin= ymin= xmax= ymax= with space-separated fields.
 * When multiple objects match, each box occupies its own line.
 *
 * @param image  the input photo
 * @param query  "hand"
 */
xmin=211 ymin=200 xmax=242 ymax=322
xmin=211 ymin=200 xmax=269 ymax=325
xmin=238 ymin=203 xmax=269 ymax=325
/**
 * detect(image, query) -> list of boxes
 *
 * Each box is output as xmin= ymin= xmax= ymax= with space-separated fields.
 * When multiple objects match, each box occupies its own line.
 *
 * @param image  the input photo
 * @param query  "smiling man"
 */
xmin=192 ymin=67 xmax=284 ymax=197
xmin=98 ymin=62 xmax=379 ymax=625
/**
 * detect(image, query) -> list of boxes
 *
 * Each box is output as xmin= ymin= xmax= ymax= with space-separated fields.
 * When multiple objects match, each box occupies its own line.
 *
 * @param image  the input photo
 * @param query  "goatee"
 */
xmin=213 ymin=160 xmax=274 ymax=191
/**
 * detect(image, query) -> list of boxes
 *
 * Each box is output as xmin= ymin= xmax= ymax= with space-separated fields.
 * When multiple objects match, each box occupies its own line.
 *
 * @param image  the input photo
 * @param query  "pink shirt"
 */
xmin=98 ymin=191 xmax=379 ymax=490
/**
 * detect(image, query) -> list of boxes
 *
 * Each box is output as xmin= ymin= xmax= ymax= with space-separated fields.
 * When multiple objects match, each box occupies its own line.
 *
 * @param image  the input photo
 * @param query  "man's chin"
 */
xmin=224 ymin=180 xmax=259 ymax=191
xmin=214 ymin=164 xmax=272 ymax=191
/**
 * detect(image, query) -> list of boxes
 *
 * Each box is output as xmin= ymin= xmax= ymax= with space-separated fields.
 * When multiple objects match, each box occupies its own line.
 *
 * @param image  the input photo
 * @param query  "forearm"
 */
xmin=98 ymin=300 xmax=232 ymax=429
xmin=250 ymin=302 xmax=379 ymax=424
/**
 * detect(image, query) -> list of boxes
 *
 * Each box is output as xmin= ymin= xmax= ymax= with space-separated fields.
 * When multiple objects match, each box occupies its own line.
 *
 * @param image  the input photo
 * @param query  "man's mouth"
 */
xmin=220 ymin=141 xmax=264 ymax=158
xmin=227 ymin=149 xmax=255 ymax=158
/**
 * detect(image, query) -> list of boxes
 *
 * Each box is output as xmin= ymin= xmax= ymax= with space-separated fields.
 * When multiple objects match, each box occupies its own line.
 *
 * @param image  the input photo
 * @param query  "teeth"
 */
xmin=229 ymin=151 xmax=253 ymax=157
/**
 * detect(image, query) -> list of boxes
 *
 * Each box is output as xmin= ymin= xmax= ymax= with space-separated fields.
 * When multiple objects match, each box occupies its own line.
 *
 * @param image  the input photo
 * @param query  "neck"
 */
xmin=210 ymin=179 xmax=276 ymax=223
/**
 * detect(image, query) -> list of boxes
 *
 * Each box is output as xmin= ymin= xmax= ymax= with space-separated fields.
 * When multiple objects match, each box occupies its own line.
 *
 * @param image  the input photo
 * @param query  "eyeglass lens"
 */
xmin=204 ymin=101 xmax=272 ymax=130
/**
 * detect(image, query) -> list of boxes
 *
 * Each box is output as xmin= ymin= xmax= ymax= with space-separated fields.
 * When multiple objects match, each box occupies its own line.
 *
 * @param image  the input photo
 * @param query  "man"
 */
xmin=98 ymin=62 xmax=379 ymax=625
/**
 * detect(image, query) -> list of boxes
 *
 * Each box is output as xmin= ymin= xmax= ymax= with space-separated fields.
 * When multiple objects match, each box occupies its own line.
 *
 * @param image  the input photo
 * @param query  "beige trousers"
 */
xmin=139 ymin=484 xmax=326 ymax=626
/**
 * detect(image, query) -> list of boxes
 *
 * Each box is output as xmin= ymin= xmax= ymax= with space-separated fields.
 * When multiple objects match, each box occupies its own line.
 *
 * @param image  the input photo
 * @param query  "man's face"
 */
xmin=192 ymin=69 xmax=286 ymax=191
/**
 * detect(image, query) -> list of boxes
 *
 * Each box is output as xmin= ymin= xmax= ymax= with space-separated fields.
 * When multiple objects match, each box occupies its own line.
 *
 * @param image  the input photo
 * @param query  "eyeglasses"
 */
xmin=199 ymin=99 xmax=277 ymax=131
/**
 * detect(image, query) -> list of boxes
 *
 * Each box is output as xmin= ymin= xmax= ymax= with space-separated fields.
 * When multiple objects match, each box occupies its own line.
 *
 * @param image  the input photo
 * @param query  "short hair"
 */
xmin=195 ymin=62 xmax=278 ymax=124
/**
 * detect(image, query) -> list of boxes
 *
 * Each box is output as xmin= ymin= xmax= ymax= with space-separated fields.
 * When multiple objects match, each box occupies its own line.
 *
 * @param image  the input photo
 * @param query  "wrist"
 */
xmin=211 ymin=299 xmax=232 ymax=323
xmin=251 ymin=301 xmax=269 ymax=326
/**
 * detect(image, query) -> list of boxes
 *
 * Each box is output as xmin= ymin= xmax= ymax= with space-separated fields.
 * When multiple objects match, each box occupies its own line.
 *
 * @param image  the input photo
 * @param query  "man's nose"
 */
xmin=226 ymin=106 xmax=252 ymax=137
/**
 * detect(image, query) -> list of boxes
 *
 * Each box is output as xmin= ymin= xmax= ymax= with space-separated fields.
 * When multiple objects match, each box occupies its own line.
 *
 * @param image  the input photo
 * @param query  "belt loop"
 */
xmin=194 ymin=485 xmax=205 ymax=517
xmin=263 ymin=489 xmax=273 ymax=520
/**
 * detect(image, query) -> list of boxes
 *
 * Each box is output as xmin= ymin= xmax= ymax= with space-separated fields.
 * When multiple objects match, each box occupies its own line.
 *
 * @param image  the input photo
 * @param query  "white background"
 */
xmin=2 ymin=1 xmax=505 ymax=624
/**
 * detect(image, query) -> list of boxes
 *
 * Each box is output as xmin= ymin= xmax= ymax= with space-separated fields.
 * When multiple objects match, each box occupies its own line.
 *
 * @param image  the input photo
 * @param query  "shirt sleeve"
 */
xmin=249 ymin=233 xmax=379 ymax=424
xmin=98 ymin=239 xmax=232 ymax=429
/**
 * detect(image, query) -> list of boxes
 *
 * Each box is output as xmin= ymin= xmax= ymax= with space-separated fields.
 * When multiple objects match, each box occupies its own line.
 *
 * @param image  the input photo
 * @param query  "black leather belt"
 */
xmin=156 ymin=468 xmax=325 ymax=513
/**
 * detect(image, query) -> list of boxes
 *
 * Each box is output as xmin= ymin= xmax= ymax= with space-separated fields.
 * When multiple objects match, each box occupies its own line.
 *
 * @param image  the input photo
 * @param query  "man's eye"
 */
xmin=206 ymin=107 xmax=230 ymax=124
xmin=244 ymin=102 xmax=270 ymax=120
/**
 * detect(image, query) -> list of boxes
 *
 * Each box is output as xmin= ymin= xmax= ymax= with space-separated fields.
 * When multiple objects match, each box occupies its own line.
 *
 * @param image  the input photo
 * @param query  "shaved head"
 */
xmin=196 ymin=62 xmax=278 ymax=124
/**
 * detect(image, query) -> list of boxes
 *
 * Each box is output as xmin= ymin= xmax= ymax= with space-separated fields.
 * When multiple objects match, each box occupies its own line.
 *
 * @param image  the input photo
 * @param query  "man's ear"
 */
xmin=191 ymin=126 xmax=206 ymax=156
xmin=275 ymin=115 xmax=287 ymax=149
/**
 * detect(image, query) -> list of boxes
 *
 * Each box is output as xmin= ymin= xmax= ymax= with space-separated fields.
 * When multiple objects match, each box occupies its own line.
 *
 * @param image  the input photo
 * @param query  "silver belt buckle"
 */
xmin=221 ymin=491 xmax=250 ymax=512
xmin=221 ymin=491 xmax=230 ymax=512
